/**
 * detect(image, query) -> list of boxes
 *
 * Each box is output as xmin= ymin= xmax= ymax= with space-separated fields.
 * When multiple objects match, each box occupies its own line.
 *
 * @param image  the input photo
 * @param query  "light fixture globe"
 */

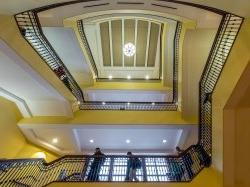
xmin=123 ymin=43 xmax=136 ymax=57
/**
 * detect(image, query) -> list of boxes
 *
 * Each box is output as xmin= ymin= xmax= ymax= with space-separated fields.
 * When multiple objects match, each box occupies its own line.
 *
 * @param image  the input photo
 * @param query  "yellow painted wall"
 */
xmin=16 ymin=143 xmax=58 ymax=162
xmin=71 ymin=110 xmax=197 ymax=124
xmin=19 ymin=110 xmax=197 ymax=125
xmin=89 ymin=82 xmax=169 ymax=91
xmin=0 ymin=96 xmax=58 ymax=162
xmin=0 ymin=96 xmax=26 ymax=158
xmin=222 ymin=48 xmax=250 ymax=186
xmin=212 ymin=18 xmax=250 ymax=174
xmin=234 ymin=108 xmax=250 ymax=187
xmin=182 ymin=28 xmax=217 ymax=119
xmin=48 ymin=168 xmax=222 ymax=187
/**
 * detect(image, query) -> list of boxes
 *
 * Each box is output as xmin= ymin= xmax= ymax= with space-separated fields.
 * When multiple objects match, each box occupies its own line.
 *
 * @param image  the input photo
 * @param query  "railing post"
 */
xmin=142 ymin=157 xmax=147 ymax=182
xmin=108 ymin=157 xmax=114 ymax=182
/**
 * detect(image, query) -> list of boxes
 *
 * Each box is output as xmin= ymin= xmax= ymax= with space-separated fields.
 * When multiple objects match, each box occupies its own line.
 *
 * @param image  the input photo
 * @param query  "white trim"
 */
xmin=0 ymin=87 xmax=33 ymax=118
xmin=20 ymin=128 xmax=73 ymax=155
xmin=145 ymin=21 xmax=151 ymax=67
xmin=109 ymin=20 xmax=114 ymax=66
xmin=134 ymin=19 xmax=138 ymax=67
xmin=70 ymin=10 xmax=192 ymax=23
xmin=97 ymin=23 xmax=105 ymax=68
xmin=122 ymin=19 xmax=125 ymax=67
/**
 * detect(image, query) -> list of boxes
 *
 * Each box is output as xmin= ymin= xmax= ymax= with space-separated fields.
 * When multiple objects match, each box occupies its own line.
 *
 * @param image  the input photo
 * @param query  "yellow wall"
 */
xmin=0 ymin=96 xmax=26 ymax=158
xmin=19 ymin=110 xmax=197 ymax=125
xmin=212 ymin=18 xmax=250 ymax=174
xmin=0 ymin=96 xmax=58 ymax=162
xmin=182 ymin=28 xmax=217 ymax=119
xmin=234 ymin=108 xmax=250 ymax=187
xmin=16 ymin=143 xmax=58 ymax=162
xmin=48 ymin=168 xmax=222 ymax=187
xmin=89 ymin=82 xmax=169 ymax=91
xmin=71 ymin=110 xmax=197 ymax=124
xmin=222 ymin=48 xmax=250 ymax=186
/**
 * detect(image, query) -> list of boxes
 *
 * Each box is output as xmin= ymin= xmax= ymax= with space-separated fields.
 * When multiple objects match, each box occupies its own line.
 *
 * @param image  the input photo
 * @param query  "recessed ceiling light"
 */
xmin=123 ymin=43 xmax=136 ymax=57
xmin=152 ymin=102 xmax=155 ymax=106
xmin=52 ymin=138 xmax=58 ymax=144
xmin=162 ymin=139 xmax=167 ymax=144
xmin=145 ymin=75 xmax=149 ymax=80
xmin=126 ymin=139 xmax=131 ymax=144
xmin=89 ymin=139 xmax=94 ymax=143
xmin=127 ymin=75 xmax=131 ymax=80
xmin=127 ymin=102 xmax=130 ymax=105
xmin=102 ymin=102 xmax=106 ymax=105
xmin=108 ymin=75 xmax=113 ymax=80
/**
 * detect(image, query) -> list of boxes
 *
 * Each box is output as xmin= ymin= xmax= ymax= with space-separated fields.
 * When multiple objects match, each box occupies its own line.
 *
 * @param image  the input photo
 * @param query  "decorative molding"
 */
xmin=0 ymin=87 xmax=33 ymax=118
xmin=83 ymin=3 xmax=110 ymax=8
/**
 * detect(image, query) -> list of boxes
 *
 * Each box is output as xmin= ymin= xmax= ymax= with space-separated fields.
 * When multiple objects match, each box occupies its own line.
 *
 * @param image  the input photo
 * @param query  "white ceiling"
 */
xmin=0 ymin=0 xmax=245 ymax=17
xmin=42 ymin=27 xmax=93 ymax=86
xmin=34 ymin=1 xmax=222 ymax=28
xmin=19 ymin=124 xmax=198 ymax=155
xmin=0 ymin=39 xmax=73 ymax=117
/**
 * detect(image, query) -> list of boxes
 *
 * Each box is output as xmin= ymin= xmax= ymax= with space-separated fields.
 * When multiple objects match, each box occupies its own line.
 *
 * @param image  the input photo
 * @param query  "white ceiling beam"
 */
xmin=97 ymin=23 xmax=105 ymax=68
xmin=122 ymin=19 xmax=125 ymax=67
xmin=108 ymin=20 xmax=114 ymax=67
xmin=145 ymin=21 xmax=151 ymax=67
xmin=134 ymin=19 xmax=138 ymax=67
xmin=0 ymin=87 xmax=33 ymax=118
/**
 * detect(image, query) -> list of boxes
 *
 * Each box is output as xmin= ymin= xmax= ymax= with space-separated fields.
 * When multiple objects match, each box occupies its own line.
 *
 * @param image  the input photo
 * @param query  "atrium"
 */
xmin=0 ymin=0 xmax=249 ymax=187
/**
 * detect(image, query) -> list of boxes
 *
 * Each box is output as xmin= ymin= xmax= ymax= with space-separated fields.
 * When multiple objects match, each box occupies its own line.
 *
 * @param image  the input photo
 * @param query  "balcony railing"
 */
xmin=199 ymin=14 xmax=244 ymax=156
xmin=14 ymin=11 xmax=181 ymax=111
xmin=11 ymin=2 xmax=244 ymax=186
xmin=0 ymin=145 xmax=210 ymax=186
xmin=15 ymin=11 xmax=85 ymax=104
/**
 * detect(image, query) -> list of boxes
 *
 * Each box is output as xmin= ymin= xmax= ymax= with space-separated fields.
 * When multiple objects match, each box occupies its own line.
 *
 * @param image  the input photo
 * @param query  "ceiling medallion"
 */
xmin=123 ymin=43 xmax=136 ymax=57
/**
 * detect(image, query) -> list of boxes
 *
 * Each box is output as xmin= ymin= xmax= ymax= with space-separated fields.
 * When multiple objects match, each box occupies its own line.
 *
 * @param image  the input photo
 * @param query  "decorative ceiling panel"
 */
xmin=111 ymin=20 xmax=122 ymax=67
xmin=83 ymin=17 xmax=163 ymax=80
xmin=136 ymin=20 xmax=148 ymax=67
xmin=124 ymin=19 xmax=135 ymax=67
xmin=100 ymin=22 xmax=111 ymax=67
xmin=148 ymin=23 xmax=161 ymax=67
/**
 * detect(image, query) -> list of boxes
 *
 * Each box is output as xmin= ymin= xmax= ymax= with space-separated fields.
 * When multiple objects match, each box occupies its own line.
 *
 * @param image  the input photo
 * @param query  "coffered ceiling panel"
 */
xmin=83 ymin=16 xmax=163 ymax=80
xmin=148 ymin=23 xmax=161 ymax=67
xmin=111 ymin=20 xmax=123 ymax=67
xmin=100 ymin=22 xmax=111 ymax=67
xmin=136 ymin=20 xmax=148 ymax=67
xmin=124 ymin=19 xmax=135 ymax=67
xmin=99 ymin=19 xmax=161 ymax=68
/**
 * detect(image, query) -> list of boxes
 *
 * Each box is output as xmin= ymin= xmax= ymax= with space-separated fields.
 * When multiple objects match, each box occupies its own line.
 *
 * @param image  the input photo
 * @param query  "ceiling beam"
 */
xmin=108 ymin=20 xmax=114 ymax=67
xmin=145 ymin=22 xmax=151 ymax=67
xmin=134 ymin=19 xmax=138 ymax=67
xmin=122 ymin=19 xmax=125 ymax=67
